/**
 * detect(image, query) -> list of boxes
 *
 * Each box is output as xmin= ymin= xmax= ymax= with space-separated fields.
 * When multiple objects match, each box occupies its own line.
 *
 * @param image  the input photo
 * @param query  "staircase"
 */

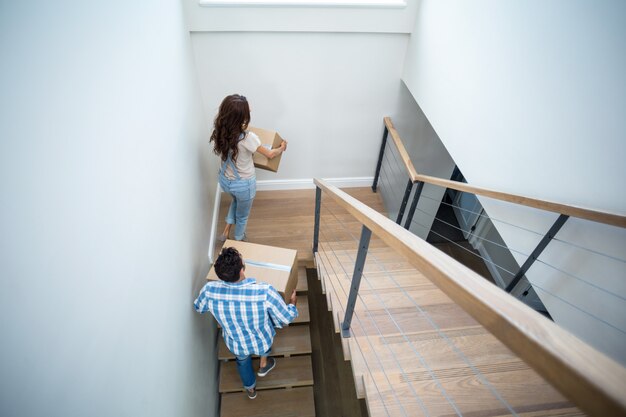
xmin=311 ymin=180 xmax=586 ymax=417
xmin=211 ymin=187 xmax=624 ymax=416
xmin=218 ymin=265 xmax=317 ymax=417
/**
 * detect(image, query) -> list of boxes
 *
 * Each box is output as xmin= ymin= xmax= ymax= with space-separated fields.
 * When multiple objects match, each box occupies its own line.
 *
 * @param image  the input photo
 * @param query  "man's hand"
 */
xmin=290 ymin=289 xmax=297 ymax=306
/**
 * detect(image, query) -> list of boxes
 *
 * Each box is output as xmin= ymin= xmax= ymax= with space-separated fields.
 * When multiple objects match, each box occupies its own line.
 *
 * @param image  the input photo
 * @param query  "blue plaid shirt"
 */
xmin=194 ymin=278 xmax=298 ymax=356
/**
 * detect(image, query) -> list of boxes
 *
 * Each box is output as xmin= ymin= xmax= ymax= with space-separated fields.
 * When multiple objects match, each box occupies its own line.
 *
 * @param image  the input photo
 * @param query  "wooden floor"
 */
xmin=215 ymin=189 xmax=316 ymax=263
xmin=216 ymin=188 xmax=583 ymax=417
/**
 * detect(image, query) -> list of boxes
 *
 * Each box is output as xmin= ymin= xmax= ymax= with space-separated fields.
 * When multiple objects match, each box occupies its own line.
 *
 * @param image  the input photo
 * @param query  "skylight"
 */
xmin=198 ymin=0 xmax=406 ymax=8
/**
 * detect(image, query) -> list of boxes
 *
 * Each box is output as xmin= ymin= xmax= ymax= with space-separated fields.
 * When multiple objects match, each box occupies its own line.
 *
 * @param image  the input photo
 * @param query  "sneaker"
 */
xmin=246 ymin=387 xmax=257 ymax=399
xmin=257 ymin=357 xmax=276 ymax=377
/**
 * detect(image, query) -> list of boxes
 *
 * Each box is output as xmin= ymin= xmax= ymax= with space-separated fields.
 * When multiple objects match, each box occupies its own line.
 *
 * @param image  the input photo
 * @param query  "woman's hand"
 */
xmin=256 ymin=139 xmax=287 ymax=160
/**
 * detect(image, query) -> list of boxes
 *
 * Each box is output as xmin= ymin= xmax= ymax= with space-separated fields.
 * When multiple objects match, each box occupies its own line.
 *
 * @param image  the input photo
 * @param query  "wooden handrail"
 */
xmin=383 ymin=116 xmax=419 ymax=182
xmin=314 ymin=177 xmax=626 ymax=417
xmin=414 ymin=173 xmax=626 ymax=229
xmin=382 ymin=116 xmax=626 ymax=228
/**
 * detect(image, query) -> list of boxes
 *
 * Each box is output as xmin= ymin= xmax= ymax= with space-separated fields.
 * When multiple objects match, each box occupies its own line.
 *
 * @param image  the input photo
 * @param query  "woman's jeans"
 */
xmin=219 ymin=176 xmax=256 ymax=240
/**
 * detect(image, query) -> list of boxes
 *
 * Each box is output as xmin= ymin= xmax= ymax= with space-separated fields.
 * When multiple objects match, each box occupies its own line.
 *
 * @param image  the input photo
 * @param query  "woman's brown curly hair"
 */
xmin=210 ymin=94 xmax=250 ymax=163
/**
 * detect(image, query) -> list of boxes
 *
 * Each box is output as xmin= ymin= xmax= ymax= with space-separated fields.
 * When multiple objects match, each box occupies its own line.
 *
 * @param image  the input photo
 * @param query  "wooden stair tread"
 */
xmin=219 ymin=325 xmax=312 ymax=360
xmin=298 ymin=251 xmax=314 ymax=268
xmin=315 ymin=240 xmax=579 ymax=416
xmin=361 ymin=367 xmax=578 ymax=417
xmin=292 ymin=296 xmax=309 ymax=324
xmin=220 ymin=386 xmax=315 ymax=417
xmin=219 ymin=356 xmax=313 ymax=393
xmin=296 ymin=266 xmax=308 ymax=293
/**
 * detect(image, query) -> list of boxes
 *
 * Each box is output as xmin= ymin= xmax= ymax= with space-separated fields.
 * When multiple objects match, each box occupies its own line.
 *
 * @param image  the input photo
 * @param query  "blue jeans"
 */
xmin=220 ymin=176 xmax=256 ymax=240
xmin=235 ymin=354 xmax=256 ymax=390
xmin=235 ymin=350 xmax=269 ymax=390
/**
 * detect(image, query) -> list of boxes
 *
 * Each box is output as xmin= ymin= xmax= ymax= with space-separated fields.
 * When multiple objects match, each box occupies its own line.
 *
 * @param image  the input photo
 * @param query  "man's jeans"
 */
xmin=235 ymin=349 xmax=270 ymax=390
xmin=235 ymin=354 xmax=256 ymax=390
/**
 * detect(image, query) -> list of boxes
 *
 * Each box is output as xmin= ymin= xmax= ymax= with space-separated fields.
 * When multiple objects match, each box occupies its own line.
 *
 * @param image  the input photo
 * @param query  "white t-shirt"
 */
xmin=223 ymin=131 xmax=261 ymax=180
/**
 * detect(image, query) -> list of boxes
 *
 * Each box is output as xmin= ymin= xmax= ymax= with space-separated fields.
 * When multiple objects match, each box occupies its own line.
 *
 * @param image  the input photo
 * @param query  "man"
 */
xmin=194 ymin=247 xmax=298 ymax=399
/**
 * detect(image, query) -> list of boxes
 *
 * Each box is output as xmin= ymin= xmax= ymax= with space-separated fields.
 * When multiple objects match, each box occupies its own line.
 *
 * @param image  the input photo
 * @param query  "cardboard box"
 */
xmin=248 ymin=126 xmax=284 ymax=173
xmin=207 ymin=240 xmax=298 ymax=304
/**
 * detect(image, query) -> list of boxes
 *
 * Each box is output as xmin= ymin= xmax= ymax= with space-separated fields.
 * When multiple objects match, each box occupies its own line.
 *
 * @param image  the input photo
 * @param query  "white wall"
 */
xmin=0 ymin=2 xmax=220 ymax=416
xmin=191 ymin=31 xmax=409 ymax=181
xmin=402 ymin=0 xmax=626 ymax=364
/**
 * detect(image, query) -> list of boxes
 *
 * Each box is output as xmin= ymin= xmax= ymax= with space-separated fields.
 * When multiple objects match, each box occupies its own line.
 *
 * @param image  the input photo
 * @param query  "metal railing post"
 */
xmin=396 ymin=179 xmax=413 ymax=225
xmin=403 ymin=181 xmax=424 ymax=230
xmin=371 ymin=125 xmax=389 ymax=192
xmin=505 ymin=214 xmax=570 ymax=293
xmin=313 ymin=186 xmax=321 ymax=253
xmin=341 ymin=225 xmax=372 ymax=338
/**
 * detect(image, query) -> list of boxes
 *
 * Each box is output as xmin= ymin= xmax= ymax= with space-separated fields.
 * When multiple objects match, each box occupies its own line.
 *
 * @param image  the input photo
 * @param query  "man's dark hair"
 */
xmin=214 ymin=247 xmax=244 ymax=283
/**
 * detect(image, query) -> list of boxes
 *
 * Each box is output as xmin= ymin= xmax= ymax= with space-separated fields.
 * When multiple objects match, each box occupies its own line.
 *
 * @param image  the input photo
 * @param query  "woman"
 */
xmin=211 ymin=94 xmax=286 ymax=241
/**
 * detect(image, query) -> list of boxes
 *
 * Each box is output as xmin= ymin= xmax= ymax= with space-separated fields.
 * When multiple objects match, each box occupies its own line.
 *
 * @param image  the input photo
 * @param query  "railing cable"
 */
xmin=531 ymin=282 xmax=626 ymax=336
xmin=380 ymin=153 xmax=409 ymax=219
xmin=424 ymin=210 xmax=626 ymax=302
xmin=318 ymin=212 xmax=435 ymax=416
xmin=404 ymin=205 xmax=626 ymax=335
xmin=324 ymin=236 xmax=463 ymax=416
xmin=317 ymin=212 xmax=412 ymax=416
xmin=551 ymin=237 xmax=626 ymax=264
xmin=418 ymin=193 xmax=546 ymax=237
xmin=428 ymin=212 xmax=533 ymax=258
xmin=532 ymin=258 xmax=626 ymax=304
xmin=314 ymin=242 xmax=393 ymax=415
xmin=414 ymin=221 xmax=626 ymax=334
xmin=319 ymin=237 xmax=432 ymax=416
xmin=382 ymin=147 xmax=407 ymax=190
xmin=314 ymin=178 xmax=626 ymax=416
xmin=322 ymin=198 xmax=519 ymax=416
xmin=408 ymin=215 xmax=517 ymax=278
